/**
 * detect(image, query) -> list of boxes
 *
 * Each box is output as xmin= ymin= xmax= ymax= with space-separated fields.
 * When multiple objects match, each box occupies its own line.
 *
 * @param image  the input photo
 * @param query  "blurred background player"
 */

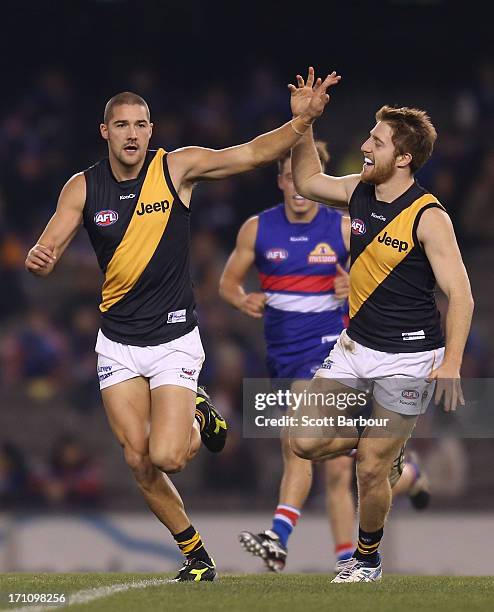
xmin=220 ymin=141 xmax=430 ymax=573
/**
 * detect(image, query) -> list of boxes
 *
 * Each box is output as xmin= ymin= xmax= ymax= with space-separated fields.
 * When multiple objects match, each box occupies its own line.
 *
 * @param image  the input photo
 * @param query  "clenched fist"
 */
xmin=334 ymin=263 xmax=350 ymax=299
xmin=239 ymin=292 xmax=267 ymax=318
xmin=25 ymin=243 xmax=57 ymax=276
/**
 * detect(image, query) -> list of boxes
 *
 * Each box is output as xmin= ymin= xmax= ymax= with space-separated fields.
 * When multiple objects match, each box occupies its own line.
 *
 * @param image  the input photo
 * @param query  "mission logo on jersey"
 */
xmin=308 ymin=242 xmax=337 ymax=264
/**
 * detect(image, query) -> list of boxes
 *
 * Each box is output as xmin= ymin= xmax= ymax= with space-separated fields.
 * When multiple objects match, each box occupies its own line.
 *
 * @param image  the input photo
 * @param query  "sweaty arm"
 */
xmin=25 ymin=173 xmax=86 ymax=276
xmin=418 ymin=207 xmax=474 ymax=409
xmin=219 ymin=217 xmax=266 ymax=318
xmin=292 ymin=129 xmax=360 ymax=206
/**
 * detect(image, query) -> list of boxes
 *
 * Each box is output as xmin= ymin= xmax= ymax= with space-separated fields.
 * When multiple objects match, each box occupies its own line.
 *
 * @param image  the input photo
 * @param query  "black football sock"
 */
xmin=353 ymin=526 xmax=383 ymax=566
xmin=173 ymin=524 xmax=212 ymax=564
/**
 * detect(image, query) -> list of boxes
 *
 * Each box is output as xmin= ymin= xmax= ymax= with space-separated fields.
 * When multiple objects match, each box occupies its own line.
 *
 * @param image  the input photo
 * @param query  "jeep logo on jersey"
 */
xmin=351 ymin=218 xmax=366 ymax=235
xmin=377 ymin=230 xmax=409 ymax=253
xmin=136 ymin=200 xmax=170 ymax=216
xmin=308 ymin=242 xmax=337 ymax=264
xmin=266 ymin=248 xmax=288 ymax=261
xmin=402 ymin=390 xmax=419 ymax=400
xmin=94 ymin=210 xmax=118 ymax=226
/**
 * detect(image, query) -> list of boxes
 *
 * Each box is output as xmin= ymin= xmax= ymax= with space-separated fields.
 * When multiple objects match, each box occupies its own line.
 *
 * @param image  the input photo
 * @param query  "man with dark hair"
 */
xmin=288 ymin=72 xmax=474 ymax=582
xmin=103 ymin=92 xmax=150 ymax=125
xmin=25 ymin=69 xmax=336 ymax=581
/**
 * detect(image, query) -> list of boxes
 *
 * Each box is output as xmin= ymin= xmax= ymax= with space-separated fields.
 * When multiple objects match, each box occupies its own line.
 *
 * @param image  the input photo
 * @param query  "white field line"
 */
xmin=6 ymin=577 xmax=174 ymax=612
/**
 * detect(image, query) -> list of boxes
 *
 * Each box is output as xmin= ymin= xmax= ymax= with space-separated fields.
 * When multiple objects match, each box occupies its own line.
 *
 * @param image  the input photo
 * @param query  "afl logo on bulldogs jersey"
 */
xmin=94 ymin=210 xmax=119 ymax=227
xmin=265 ymin=248 xmax=288 ymax=261
xmin=351 ymin=218 xmax=366 ymax=235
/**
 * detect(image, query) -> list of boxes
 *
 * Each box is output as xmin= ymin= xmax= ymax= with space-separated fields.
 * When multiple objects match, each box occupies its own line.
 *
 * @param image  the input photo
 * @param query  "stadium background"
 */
xmin=0 ymin=0 xmax=493 ymax=573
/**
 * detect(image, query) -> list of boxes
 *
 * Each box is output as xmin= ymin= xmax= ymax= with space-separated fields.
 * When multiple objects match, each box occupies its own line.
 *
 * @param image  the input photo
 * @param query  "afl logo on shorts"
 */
xmin=94 ymin=210 xmax=119 ymax=226
xmin=351 ymin=218 xmax=366 ymax=235
xmin=266 ymin=248 xmax=288 ymax=261
xmin=402 ymin=390 xmax=419 ymax=400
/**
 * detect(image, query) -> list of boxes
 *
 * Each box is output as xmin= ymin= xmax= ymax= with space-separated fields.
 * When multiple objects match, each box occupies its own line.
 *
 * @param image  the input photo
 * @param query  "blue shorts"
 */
xmin=267 ymin=342 xmax=336 ymax=380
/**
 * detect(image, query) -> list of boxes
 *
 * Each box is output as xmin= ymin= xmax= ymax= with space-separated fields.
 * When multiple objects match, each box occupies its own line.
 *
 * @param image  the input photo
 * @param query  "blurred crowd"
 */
xmin=1 ymin=60 xmax=493 ymax=511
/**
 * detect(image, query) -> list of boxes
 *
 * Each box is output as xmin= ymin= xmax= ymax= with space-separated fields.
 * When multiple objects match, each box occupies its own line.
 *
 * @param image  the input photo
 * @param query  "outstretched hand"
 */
xmin=288 ymin=67 xmax=341 ymax=119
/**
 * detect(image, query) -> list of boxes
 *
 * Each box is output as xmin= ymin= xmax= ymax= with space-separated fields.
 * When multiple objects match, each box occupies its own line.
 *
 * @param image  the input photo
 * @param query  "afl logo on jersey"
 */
xmin=265 ymin=248 xmax=288 ymax=261
xmin=94 ymin=210 xmax=119 ymax=227
xmin=308 ymin=242 xmax=337 ymax=264
xmin=351 ymin=218 xmax=366 ymax=235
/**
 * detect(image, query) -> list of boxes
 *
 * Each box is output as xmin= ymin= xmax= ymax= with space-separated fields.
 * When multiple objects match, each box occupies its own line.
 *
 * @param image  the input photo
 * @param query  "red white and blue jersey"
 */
xmin=255 ymin=204 xmax=348 ymax=378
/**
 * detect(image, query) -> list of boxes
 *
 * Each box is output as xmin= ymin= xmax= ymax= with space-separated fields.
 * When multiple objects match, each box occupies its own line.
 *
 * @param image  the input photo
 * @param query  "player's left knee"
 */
xmin=356 ymin=453 xmax=390 ymax=490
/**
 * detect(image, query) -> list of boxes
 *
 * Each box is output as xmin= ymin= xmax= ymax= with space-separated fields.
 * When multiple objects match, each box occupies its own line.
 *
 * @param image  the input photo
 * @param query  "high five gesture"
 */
xmin=289 ymin=67 xmax=341 ymax=121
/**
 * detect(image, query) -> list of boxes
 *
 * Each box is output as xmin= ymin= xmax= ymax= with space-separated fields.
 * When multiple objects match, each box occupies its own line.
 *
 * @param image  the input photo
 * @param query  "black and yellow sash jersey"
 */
xmin=82 ymin=148 xmax=197 ymax=346
xmin=347 ymin=180 xmax=445 ymax=353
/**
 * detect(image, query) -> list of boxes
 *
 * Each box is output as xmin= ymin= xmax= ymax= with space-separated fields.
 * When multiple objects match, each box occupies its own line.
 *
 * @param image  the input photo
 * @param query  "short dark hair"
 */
xmin=103 ymin=91 xmax=150 ymax=124
xmin=278 ymin=140 xmax=330 ymax=173
xmin=375 ymin=105 xmax=437 ymax=173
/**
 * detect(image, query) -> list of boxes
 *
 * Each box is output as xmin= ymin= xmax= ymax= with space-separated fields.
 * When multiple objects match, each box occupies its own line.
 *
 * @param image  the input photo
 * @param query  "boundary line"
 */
xmin=6 ymin=577 xmax=174 ymax=612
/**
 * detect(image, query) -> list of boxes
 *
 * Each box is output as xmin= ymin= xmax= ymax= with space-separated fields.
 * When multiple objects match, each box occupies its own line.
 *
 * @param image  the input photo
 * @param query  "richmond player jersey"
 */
xmin=83 ymin=148 xmax=197 ymax=346
xmin=347 ymin=180 xmax=445 ymax=352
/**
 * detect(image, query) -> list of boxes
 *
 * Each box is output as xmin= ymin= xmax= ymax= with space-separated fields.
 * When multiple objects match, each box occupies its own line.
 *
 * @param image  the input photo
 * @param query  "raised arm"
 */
xmin=292 ymin=130 xmax=360 ymax=205
xmin=289 ymin=69 xmax=359 ymax=206
xmin=417 ymin=207 xmax=474 ymax=411
xmin=25 ymin=173 xmax=86 ymax=276
xmin=219 ymin=216 xmax=266 ymax=318
xmin=167 ymin=68 xmax=338 ymax=197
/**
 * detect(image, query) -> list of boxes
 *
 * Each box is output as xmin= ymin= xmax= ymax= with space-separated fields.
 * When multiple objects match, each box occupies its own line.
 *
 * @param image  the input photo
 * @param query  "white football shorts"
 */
xmin=315 ymin=329 xmax=445 ymax=415
xmin=95 ymin=326 xmax=205 ymax=392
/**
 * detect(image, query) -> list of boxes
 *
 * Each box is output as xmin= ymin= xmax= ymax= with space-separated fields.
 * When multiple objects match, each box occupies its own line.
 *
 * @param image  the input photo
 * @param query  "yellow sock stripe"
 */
xmin=177 ymin=533 xmax=201 ymax=548
xmin=357 ymin=548 xmax=379 ymax=555
xmin=178 ymin=533 xmax=202 ymax=554
xmin=358 ymin=541 xmax=381 ymax=550
xmin=181 ymin=540 xmax=203 ymax=555
xmin=357 ymin=543 xmax=380 ymax=554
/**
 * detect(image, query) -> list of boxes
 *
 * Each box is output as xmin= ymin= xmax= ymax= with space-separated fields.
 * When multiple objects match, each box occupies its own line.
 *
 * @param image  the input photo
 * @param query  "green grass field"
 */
xmin=1 ymin=574 xmax=493 ymax=612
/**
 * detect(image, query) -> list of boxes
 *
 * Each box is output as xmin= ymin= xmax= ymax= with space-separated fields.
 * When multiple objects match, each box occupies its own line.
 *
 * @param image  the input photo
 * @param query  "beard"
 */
xmin=361 ymin=156 xmax=396 ymax=185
